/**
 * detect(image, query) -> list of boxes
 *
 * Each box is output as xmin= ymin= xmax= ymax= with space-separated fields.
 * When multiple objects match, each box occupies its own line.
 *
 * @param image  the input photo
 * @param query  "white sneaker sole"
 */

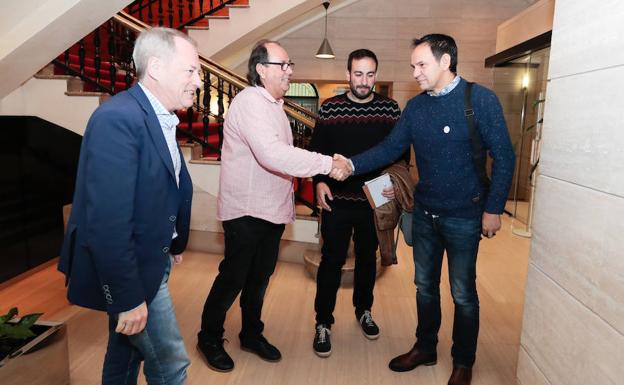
xmin=314 ymin=348 xmax=332 ymax=358
xmin=362 ymin=330 xmax=380 ymax=340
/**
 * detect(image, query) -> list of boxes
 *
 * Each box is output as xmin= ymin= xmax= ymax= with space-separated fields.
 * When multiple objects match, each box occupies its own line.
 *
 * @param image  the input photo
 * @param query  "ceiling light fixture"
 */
xmin=315 ymin=1 xmax=335 ymax=59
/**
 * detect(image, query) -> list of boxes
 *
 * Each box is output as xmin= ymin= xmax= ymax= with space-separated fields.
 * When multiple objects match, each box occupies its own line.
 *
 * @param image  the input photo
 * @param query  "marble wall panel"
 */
xmin=520 ymin=264 xmax=623 ymax=385
xmin=548 ymin=0 xmax=624 ymax=79
xmin=538 ymin=66 xmax=624 ymax=196
xmin=530 ymin=175 xmax=624 ymax=334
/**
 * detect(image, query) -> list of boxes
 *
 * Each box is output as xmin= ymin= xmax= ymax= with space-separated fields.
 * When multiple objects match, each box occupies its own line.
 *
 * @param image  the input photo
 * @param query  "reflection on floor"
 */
xmin=0 ymin=215 xmax=530 ymax=385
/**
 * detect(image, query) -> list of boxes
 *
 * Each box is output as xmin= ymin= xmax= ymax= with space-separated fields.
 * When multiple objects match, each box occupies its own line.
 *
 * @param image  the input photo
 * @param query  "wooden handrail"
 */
xmin=114 ymin=11 xmax=317 ymax=128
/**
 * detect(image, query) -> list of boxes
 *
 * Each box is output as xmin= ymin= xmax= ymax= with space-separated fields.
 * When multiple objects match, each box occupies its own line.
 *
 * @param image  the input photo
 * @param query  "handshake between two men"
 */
xmin=329 ymin=154 xmax=353 ymax=181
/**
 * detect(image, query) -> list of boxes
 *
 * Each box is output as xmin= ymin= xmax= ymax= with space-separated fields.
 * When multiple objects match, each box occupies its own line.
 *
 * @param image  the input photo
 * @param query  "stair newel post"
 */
xmin=178 ymin=0 xmax=184 ymax=25
xmin=94 ymin=27 xmax=101 ymax=88
xmin=188 ymin=0 xmax=194 ymax=18
xmin=168 ymin=0 xmax=174 ymax=28
xmin=78 ymin=39 xmax=86 ymax=76
xmin=64 ymin=49 xmax=70 ymax=76
xmin=158 ymin=0 xmax=164 ymax=26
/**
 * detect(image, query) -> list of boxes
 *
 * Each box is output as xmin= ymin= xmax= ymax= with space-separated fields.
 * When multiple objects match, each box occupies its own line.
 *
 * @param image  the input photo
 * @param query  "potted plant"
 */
xmin=0 ymin=307 xmax=69 ymax=385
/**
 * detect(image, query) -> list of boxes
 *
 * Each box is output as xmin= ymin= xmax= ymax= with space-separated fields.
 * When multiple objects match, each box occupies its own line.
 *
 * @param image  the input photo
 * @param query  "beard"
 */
xmin=349 ymin=84 xmax=374 ymax=100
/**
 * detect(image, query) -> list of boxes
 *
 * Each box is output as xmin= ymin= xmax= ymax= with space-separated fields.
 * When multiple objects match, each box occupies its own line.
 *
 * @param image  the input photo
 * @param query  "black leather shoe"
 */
xmin=240 ymin=335 xmax=281 ymax=362
xmin=197 ymin=339 xmax=234 ymax=372
xmin=448 ymin=366 xmax=472 ymax=385
xmin=388 ymin=343 xmax=437 ymax=372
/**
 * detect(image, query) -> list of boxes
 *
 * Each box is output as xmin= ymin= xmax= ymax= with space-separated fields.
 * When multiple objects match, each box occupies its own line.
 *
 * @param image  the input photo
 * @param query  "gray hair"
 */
xmin=133 ymin=27 xmax=197 ymax=80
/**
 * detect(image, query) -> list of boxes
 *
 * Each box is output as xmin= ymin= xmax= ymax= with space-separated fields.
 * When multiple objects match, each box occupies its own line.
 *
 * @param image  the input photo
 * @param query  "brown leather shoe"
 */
xmin=448 ymin=366 xmax=472 ymax=385
xmin=388 ymin=343 xmax=437 ymax=372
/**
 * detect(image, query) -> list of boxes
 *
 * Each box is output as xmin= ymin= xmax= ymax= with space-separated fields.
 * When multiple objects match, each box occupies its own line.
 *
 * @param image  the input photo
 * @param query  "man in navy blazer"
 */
xmin=58 ymin=27 xmax=201 ymax=385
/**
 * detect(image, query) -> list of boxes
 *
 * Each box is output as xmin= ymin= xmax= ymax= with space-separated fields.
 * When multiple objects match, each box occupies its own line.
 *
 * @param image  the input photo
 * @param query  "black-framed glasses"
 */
xmin=262 ymin=61 xmax=295 ymax=71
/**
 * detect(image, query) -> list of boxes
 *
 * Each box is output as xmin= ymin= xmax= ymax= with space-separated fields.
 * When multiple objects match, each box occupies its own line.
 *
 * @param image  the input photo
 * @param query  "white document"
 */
xmin=363 ymin=173 xmax=392 ymax=208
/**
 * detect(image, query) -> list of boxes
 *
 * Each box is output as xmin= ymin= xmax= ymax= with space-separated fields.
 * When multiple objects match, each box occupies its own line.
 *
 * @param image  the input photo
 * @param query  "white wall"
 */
xmin=0 ymin=77 xmax=99 ymax=135
xmin=0 ymin=0 xmax=132 ymax=98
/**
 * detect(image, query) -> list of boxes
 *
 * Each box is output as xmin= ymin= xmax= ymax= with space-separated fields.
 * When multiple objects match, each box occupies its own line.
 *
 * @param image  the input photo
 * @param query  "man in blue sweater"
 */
xmin=337 ymin=34 xmax=515 ymax=385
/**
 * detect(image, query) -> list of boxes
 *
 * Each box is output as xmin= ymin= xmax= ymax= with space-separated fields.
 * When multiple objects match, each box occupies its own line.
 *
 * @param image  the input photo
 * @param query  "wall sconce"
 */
xmin=315 ymin=1 xmax=335 ymax=59
xmin=521 ymin=72 xmax=530 ymax=89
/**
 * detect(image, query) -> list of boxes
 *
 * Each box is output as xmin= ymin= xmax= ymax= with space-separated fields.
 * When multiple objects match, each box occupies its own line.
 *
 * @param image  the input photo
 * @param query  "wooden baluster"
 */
xmin=64 ymin=49 xmax=70 ymax=75
xmin=108 ymin=20 xmax=117 ymax=93
xmin=210 ymin=0 xmax=214 ymax=11
xmin=168 ymin=0 xmax=174 ymax=28
xmin=124 ymin=28 xmax=133 ymax=90
xmin=78 ymin=39 xmax=86 ymax=76
xmin=217 ymin=78 xmax=224 ymax=157
xmin=186 ymin=106 xmax=194 ymax=143
xmin=203 ymin=70 xmax=211 ymax=145
xmin=198 ymin=0 xmax=203 ymax=14
xmin=136 ymin=0 xmax=143 ymax=19
xmin=227 ymin=83 xmax=233 ymax=108
xmin=203 ymin=71 xmax=211 ymax=112
xmin=217 ymin=78 xmax=224 ymax=121
xmin=148 ymin=0 xmax=154 ymax=25
xmin=94 ymin=27 xmax=101 ymax=88
xmin=178 ymin=0 xmax=184 ymax=24
xmin=158 ymin=0 xmax=164 ymax=26
xmin=188 ymin=0 xmax=194 ymax=18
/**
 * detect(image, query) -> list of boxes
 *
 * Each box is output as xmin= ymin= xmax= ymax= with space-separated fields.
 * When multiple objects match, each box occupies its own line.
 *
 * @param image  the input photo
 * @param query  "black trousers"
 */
xmin=314 ymin=203 xmax=378 ymax=326
xmin=198 ymin=216 xmax=285 ymax=343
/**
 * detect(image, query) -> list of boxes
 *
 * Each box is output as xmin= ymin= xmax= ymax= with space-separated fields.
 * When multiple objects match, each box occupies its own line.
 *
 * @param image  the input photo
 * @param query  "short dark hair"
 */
xmin=247 ymin=40 xmax=281 ymax=86
xmin=412 ymin=34 xmax=458 ymax=74
xmin=347 ymin=49 xmax=378 ymax=72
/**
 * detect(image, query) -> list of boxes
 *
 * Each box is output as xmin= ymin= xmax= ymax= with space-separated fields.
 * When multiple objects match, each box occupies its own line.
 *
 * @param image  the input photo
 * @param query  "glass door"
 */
xmin=493 ymin=47 xmax=550 ymax=235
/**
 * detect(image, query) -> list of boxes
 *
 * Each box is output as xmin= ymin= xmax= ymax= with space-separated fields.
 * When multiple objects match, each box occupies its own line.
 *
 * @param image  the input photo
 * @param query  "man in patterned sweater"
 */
xmin=309 ymin=49 xmax=408 ymax=357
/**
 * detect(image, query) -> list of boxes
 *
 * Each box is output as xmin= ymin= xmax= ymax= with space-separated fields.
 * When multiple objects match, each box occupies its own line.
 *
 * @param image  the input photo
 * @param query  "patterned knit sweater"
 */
xmin=351 ymin=79 xmax=515 ymax=218
xmin=309 ymin=92 xmax=406 ymax=207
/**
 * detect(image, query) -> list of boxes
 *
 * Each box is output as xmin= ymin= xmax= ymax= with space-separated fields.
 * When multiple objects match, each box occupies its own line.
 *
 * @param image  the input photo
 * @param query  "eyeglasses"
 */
xmin=262 ymin=61 xmax=295 ymax=71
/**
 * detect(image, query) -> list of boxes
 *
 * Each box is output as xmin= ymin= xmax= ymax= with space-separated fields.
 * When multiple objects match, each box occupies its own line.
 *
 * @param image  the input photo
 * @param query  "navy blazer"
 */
xmin=58 ymin=85 xmax=193 ymax=313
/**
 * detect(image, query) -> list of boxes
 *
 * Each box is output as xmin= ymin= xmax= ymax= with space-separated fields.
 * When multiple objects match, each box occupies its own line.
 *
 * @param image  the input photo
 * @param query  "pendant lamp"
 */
xmin=316 ymin=1 xmax=335 ymax=59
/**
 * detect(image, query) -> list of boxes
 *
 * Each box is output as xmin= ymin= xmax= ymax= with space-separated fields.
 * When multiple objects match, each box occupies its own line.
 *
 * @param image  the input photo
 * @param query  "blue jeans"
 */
xmin=102 ymin=265 xmax=190 ymax=385
xmin=412 ymin=205 xmax=481 ymax=368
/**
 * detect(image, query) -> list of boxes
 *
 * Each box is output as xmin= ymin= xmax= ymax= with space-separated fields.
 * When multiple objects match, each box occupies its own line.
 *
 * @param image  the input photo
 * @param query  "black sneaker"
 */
xmin=197 ymin=338 xmax=234 ymax=372
xmin=313 ymin=324 xmax=332 ymax=357
xmin=358 ymin=310 xmax=380 ymax=340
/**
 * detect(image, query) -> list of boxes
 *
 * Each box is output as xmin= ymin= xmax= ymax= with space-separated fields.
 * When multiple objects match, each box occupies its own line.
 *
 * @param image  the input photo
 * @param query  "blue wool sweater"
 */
xmin=351 ymin=78 xmax=515 ymax=218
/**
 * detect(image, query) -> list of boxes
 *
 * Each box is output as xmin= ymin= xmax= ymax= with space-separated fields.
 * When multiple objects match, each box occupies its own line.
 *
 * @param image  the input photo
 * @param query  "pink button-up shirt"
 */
xmin=217 ymin=86 xmax=333 ymax=224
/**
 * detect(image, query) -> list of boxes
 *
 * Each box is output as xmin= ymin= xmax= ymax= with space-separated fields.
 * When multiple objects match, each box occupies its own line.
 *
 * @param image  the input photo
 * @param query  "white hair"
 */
xmin=132 ymin=27 xmax=197 ymax=80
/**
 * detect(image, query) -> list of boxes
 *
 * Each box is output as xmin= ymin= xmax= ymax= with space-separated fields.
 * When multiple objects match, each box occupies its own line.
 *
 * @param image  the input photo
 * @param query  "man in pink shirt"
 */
xmin=197 ymin=40 xmax=349 ymax=372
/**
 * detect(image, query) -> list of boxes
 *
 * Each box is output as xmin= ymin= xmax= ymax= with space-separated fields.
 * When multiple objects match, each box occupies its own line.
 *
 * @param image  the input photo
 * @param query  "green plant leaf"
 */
xmin=17 ymin=313 xmax=43 ymax=329
xmin=3 ymin=325 xmax=36 ymax=340
xmin=0 ymin=308 xmax=18 ymax=325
